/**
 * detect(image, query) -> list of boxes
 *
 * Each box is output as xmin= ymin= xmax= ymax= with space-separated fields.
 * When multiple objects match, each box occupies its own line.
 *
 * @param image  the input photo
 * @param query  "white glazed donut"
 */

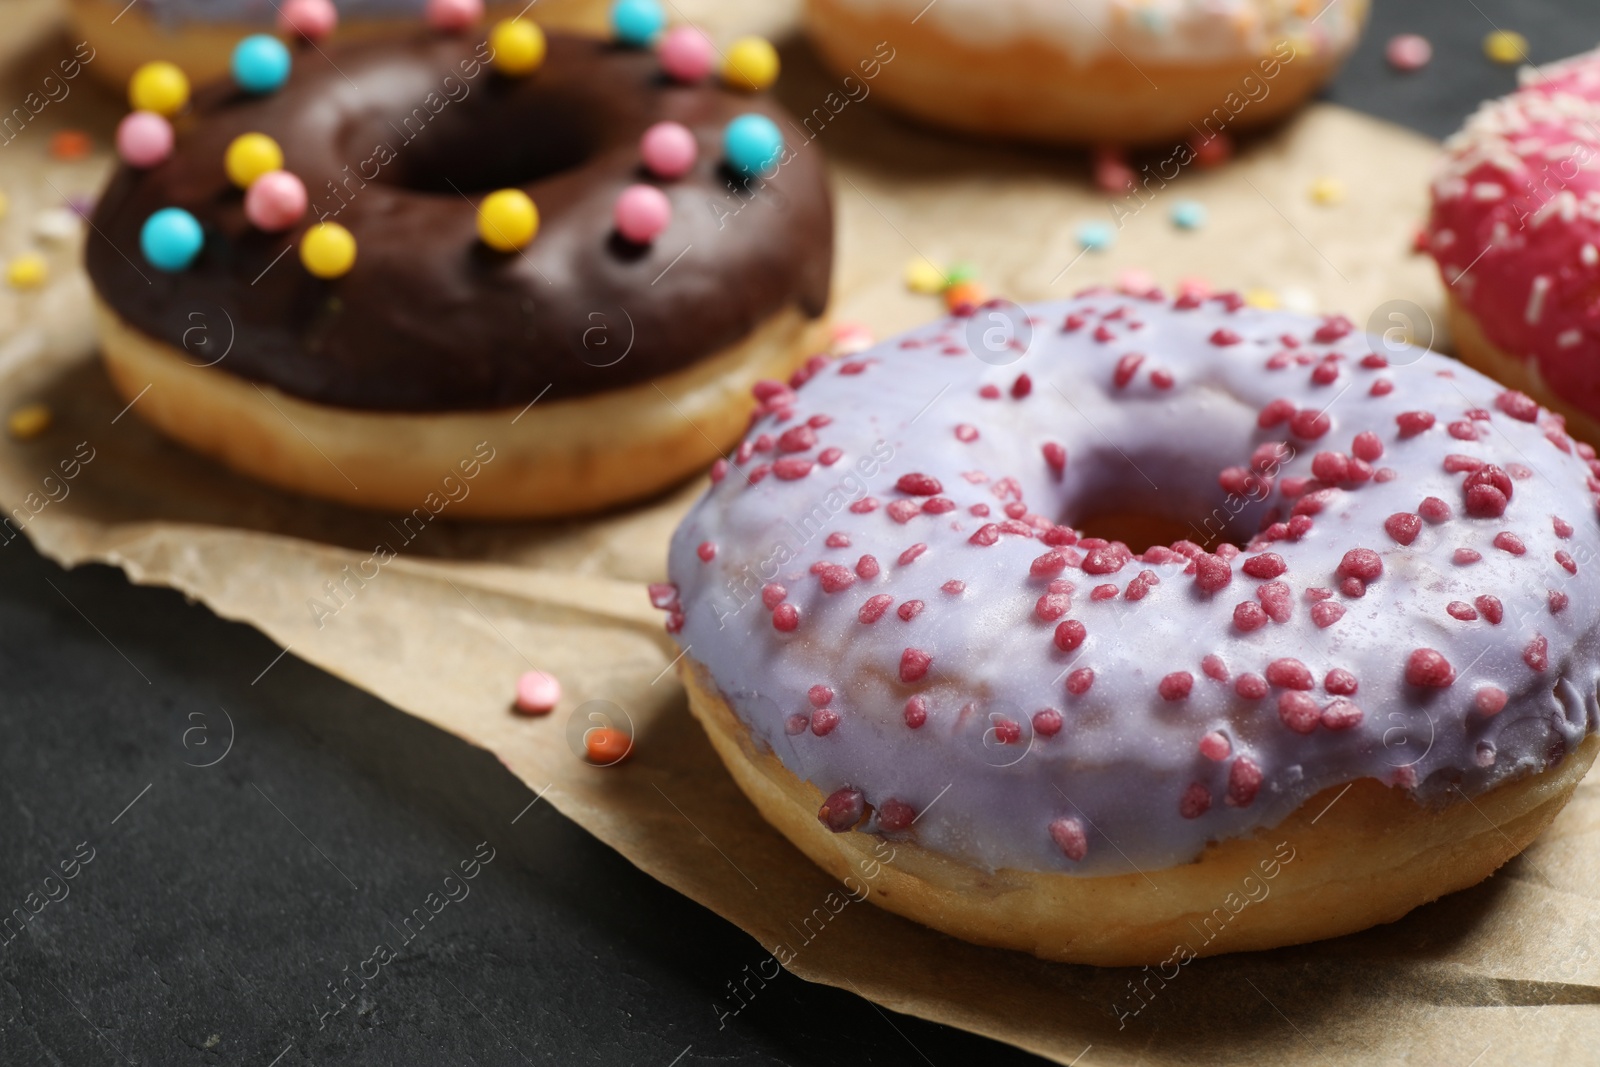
xmin=659 ymin=289 xmax=1600 ymax=965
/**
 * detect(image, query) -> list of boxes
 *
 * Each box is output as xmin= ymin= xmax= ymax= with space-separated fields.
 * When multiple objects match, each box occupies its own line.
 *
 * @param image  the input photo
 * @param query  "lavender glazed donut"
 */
xmin=1427 ymin=49 xmax=1600 ymax=446
xmin=657 ymin=290 xmax=1600 ymax=966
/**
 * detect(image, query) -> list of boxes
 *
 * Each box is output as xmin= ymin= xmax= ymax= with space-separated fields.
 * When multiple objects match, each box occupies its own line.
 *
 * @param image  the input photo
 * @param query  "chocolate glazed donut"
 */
xmin=87 ymin=30 xmax=834 ymax=517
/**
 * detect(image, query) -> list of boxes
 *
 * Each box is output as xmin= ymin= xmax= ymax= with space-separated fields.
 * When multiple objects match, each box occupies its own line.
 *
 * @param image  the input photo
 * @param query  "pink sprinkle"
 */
xmin=514 ymin=669 xmax=561 ymax=715
xmin=1199 ymin=732 xmax=1231 ymax=761
xmin=858 ymin=594 xmax=893 ymax=624
xmin=658 ymin=26 xmax=716 ymax=83
xmin=848 ymin=497 xmax=877 ymax=515
xmin=903 ymin=696 xmax=927 ymax=728
xmin=710 ymin=458 xmax=728 ymax=483
xmin=1179 ymin=782 xmax=1213 ymax=819
xmin=1557 ymin=550 xmax=1578 ymax=574
xmin=1227 ymin=757 xmax=1262 ymax=807
xmin=1258 ymin=581 xmax=1292 ymax=623
xmin=1065 ymin=668 xmax=1095 ymax=695
xmin=1493 ymin=531 xmax=1526 ymax=555
xmin=1352 ymin=431 xmax=1383 ymax=462
xmin=1454 ymin=548 xmax=1482 ymax=565
xmin=1396 ymin=411 xmax=1435 ymax=438
xmin=1550 ymin=589 xmax=1569 ymax=614
xmin=244 ymin=170 xmax=308 ymax=231
xmin=979 ymin=384 xmax=1001 ymax=399
xmin=1475 ymin=687 xmax=1508 ymax=716
xmin=1158 ymin=672 xmax=1194 ymax=701
xmin=1258 ymin=398 xmax=1295 ymax=428
xmin=1049 ymin=816 xmax=1088 ymax=861
xmin=760 ymin=583 xmax=786 ymax=609
xmin=810 ymin=708 xmax=840 ymax=736
xmin=640 ymin=120 xmax=698 ymax=181
xmin=1201 ymin=654 xmax=1229 ymax=681
xmin=896 ymin=473 xmax=942 ymax=496
xmin=773 ymin=457 xmax=814 ymax=480
xmin=1384 ymin=513 xmax=1421 ymax=545
xmin=1241 ymin=553 xmax=1286 ymax=579
xmin=1311 ymin=601 xmax=1345 ymax=628
xmin=1011 ymin=373 xmax=1032 ymax=399
xmin=278 ymin=0 xmax=337 ymax=38
xmin=1405 ymin=648 xmax=1455 ymax=687
xmin=1289 ymin=410 xmax=1332 ymax=440
xmin=856 ymin=555 xmax=880 ymax=579
xmin=1042 ymin=441 xmax=1067 ymax=477
xmin=1235 ymin=673 xmax=1268 ymax=699
xmin=1554 ymin=516 xmax=1574 ymax=539
xmin=807 ymin=685 xmax=834 ymax=708
xmin=817 ymin=565 xmax=855 ymax=593
xmin=1054 ymin=620 xmax=1087 ymax=652
xmin=614 ymin=184 xmax=672 ymax=244
xmin=1337 ymin=548 xmax=1383 ymax=582
xmin=1320 ymin=699 xmax=1363 ymax=731
xmin=898 ymin=543 xmax=928 ymax=566
xmin=922 ymin=496 xmax=955 ymax=515
xmin=1032 ymin=708 xmax=1063 ymax=737
xmin=887 ymin=500 xmax=920 ymax=523
xmin=424 ymin=0 xmax=481 ymax=31
xmin=897 ymin=600 xmax=925 ymax=621
xmin=772 ymin=604 xmax=800 ymax=632
xmin=1233 ymin=601 xmax=1268 ymax=632
xmin=777 ymin=425 xmax=816 ymax=453
xmin=1278 ymin=691 xmax=1319 ymax=733
xmin=1386 ymin=33 xmax=1432 ymax=71
xmin=785 ymin=714 xmax=808 ymax=736
xmin=1463 ymin=465 xmax=1513 ymax=517
xmin=1476 ymin=595 xmax=1504 ymax=623
xmin=825 ymin=532 xmax=851 ymax=549
xmin=1031 ymin=551 xmax=1068 ymax=577
xmin=1324 ymin=668 xmax=1358 ymax=695
xmin=955 ymin=424 xmax=979 ymax=443
xmin=696 ymin=541 xmax=717 ymax=561
xmin=1265 ymin=658 xmax=1314 ymax=690
xmin=1194 ymin=554 xmax=1232 ymax=593
xmin=1035 ymin=593 xmax=1071 ymax=621
xmin=1447 ymin=601 xmax=1479 ymax=621
xmin=1524 ymin=634 xmax=1549 ymax=672
xmin=877 ymin=800 xmax=916 ymax=832
xmin=899 ymin=648 xmax=932 ymax=683
xmin=969 ymin=524 xmax=1001 ymax=546
xmin=1150 ymin=369 xmax=1175 ymax=389
xmin=1113 ymin=353 xmax=1145 ymax=388
xmin=1091 ymin=584 xmax=1118 ymax=601
xmin=1419 ymin=497 xmax=1452 ymax=523
xmin=942 ymin=579 xmax=966 ymax=595
xmin=1209 ymin=328 xmax=1242 ymax=346
xmin=1370 ymin=379 xmax=1395 ymax=397
xmin=1494 ymin=389 xmax=1538 ymax=422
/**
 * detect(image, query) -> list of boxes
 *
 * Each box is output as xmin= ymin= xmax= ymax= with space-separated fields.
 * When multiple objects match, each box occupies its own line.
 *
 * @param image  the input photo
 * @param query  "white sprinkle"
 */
xmin=1527 ymin=275 xmax=1552 ymax=324
xmin=1434 ymin=228 xmax=1457 ymax=249
xmin=1472 ymin=182 xmax=1506 ymax=200
xmin=1558 ymin=328 xmax=1583 ymax=347
xmin=32 ymin=208 xmax=79 ymax=243
xmin=1583 ymin=243 xmax=1598 ymax=266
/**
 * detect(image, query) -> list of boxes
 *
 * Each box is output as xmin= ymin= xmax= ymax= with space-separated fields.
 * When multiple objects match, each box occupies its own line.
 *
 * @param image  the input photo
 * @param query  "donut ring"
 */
xmin=1428 ymin=49 xmax=1600 ymax=446
xmin=86 ymin=30 xmax=833 ymax=517
xmin=802 ymin=0 xmax=1368 ymax=146
xmin=660 ymin=291 xmax=1600 ymax=965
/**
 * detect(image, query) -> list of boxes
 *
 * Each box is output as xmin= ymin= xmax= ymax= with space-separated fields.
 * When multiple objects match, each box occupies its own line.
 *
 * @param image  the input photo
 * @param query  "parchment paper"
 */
xmin=2 ymin=2 xmax=1598 ymax=1063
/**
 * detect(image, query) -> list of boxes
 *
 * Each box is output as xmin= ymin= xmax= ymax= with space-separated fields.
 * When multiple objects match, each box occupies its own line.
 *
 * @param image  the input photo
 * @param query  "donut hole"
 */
xmin=359 ymin=91 xmax=598 ymax=195
xmin=1060 ymin=452 xmax=1268 ymax=553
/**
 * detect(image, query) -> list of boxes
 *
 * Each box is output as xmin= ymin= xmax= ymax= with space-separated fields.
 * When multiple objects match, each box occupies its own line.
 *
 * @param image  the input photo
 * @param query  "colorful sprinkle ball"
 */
xmin=224 ymin=132 xmax=284 ymax=188
xmin=128 ymin=61 xmax=189 ymax=116
xmin=140 ymin=207 xmax=204 ymax=271
xmin=1484 ymin=29 xmax=1528 ymax=65
xmin=611 ymin=0 xmax=665 ymax=47
xmin=277 ymin=0 xmax=338 ymax=40
xmin=48 ymin=130 xmax=91 ymax=161
xmin=640 ymin=120 xmax=696 ymax=179
xmin=6 ymin=254 xmax=47 ymax=290
xmin=723 ymin=36 xmax=779 ymax=92
xmin=723 ymin=113 xmax=783 ymax=176
xmin=1170 ymin=199 xmax=1207 ymax=230
xmin=1115 ymin=266 xmax=1155 ymax=294
xmin=232 ymin=34 xmax=292 ymax=93
xmin=1092 ymin=147 xmax=1135 ymax=194
xmin=425 ymin=0 xmax=482 ymax=32
xmin=244 ymin=170 xmax=308 ymax=231
xmin=1191 ymin=132 xmax=1233 ymax=168
xmin=1386 ymin=33 xmax=1432 ymax=72
xmin=1310 ymin=176 xmax=1346 ymax=205
xmin=943 ymin=279 xmax=986 ymax=311
xmin=33 ymin=208 xmax=80 ymax=243
xmin=614 ymin=183 xmax=671 ymax=243
xmin=659 ymin=26 xmax=715 ymax=83
xmin=584 ymin=726 xmax=632 ymax=764
xmin=490 ymin=18 xmax=546 ymax=75
xmin=116 ymin=111 xmax=174 ymax=167
xmin=1243 ymin=288 xmax=1279 ymax=310
xmin=944 ymin=261 xmax=978 ymax=285
xmin=300 ymin=221 xmax=356 ymax=278
xmin=903 ymin=257 xmax=946 ymax=294
xmin=513 ymin=669 xmax=561 ymax=715
xmin=7 ymin=403 xmax=51 ymax=441
xmin=477 ymin=188 xmax=538 ymax=251
xmin=1076 ymin=220 xmax=1115 ymax=251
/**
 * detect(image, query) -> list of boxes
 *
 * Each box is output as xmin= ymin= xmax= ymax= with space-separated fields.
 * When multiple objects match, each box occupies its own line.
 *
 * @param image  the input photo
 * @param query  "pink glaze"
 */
xmin=115 ymin=111 xmax=174 ymax=168
xmin=244 ymin=170 xmax=308 ymax=231
xmin=277 ymin=0 xmax=337 ymax=40
xmin=660 ymin=293 xmax=1600 ymax=875
xmin=640 ymin=121 xmax=697 ymax=180
xmin=614 ymin=184 xmax=671 ymax=244
xmin=659 ymin=26 xmax=715 ymax=83
xmin=1429 ymin=50 xmax=1600 ymax=422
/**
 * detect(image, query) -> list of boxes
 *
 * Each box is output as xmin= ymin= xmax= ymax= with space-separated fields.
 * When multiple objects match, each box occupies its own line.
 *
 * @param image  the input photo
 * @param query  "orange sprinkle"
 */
xmin=584 ymin=726 xmax=633 ymax=765
xmin=943 ymin=280 xmax=987 ymax=311
xmin=49 ymin=130 xmax=92 ymax=161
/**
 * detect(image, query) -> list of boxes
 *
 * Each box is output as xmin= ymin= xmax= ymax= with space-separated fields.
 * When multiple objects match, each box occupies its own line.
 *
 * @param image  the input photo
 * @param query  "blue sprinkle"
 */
xmin=723 ymin=113 xmax=784 ymax=177
xmin=611 ymin=0 xmax=665 ymax=47
xmin=1076 ymin=221 xmax=1115 ymax=252
xmin=141 ymin=208 xmax=204 ymax=271
xmin=231 ymin=34 xmax=291 ymax=93
xmin=1171 ymin=200 xmax=1208 ymax=230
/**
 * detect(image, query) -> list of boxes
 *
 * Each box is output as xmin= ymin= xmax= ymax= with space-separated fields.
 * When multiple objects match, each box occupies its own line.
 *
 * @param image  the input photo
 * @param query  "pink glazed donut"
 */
xmin=657 ymin=290 xmax=1600 ymax=966
xmin=1428 ymin=48 xmax=1600 ymax=445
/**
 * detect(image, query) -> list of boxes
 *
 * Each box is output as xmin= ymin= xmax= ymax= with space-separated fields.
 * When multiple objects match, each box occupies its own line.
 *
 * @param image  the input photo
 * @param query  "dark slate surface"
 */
xmin=2 ymin=1 xmax=1596 ymax=1063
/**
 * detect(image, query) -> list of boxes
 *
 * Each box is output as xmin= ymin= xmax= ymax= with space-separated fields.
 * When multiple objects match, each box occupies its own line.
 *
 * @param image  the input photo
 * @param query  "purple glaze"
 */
xmin=665 ymin=292 xmax=1600 ymax=876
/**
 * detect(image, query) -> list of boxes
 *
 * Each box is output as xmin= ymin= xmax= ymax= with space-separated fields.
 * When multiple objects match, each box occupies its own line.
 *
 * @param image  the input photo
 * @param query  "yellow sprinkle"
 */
xmin=1484 ymin=30 xmax=1528 ymax=65
xmin=8 ymin=403 xmax=52 ymax=440
xmin=7 ymin=254 xmax=47 ymax=289
xmin=1310 ymin=176 xmax=1346 ymax=205
xmin=723 ymin=37 xmax=780 ymax=92
xmin=1243 ymin=288 xmax=1280 ymax=310
xmin=477 ymin=188 xmax=539 ymax=251
xmin=128 ymin=61 xmax=189 ymax=117
xmin=300 ymin=222 xmax=357 ymax=279
xmin=490 ymin=18 xmax=547 ymax=76
xmin=1283 ymin=33 xmax=1315 ymax=59
xmin=225 ymin=133 xmax=284 ymax=189
xmin=904 ymin=257 xmax=947 ymax=294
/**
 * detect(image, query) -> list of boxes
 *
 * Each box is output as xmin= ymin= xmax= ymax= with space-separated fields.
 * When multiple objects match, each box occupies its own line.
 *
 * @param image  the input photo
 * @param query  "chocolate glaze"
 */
xmin=86 ymin=31 xmax=833 ymax=412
